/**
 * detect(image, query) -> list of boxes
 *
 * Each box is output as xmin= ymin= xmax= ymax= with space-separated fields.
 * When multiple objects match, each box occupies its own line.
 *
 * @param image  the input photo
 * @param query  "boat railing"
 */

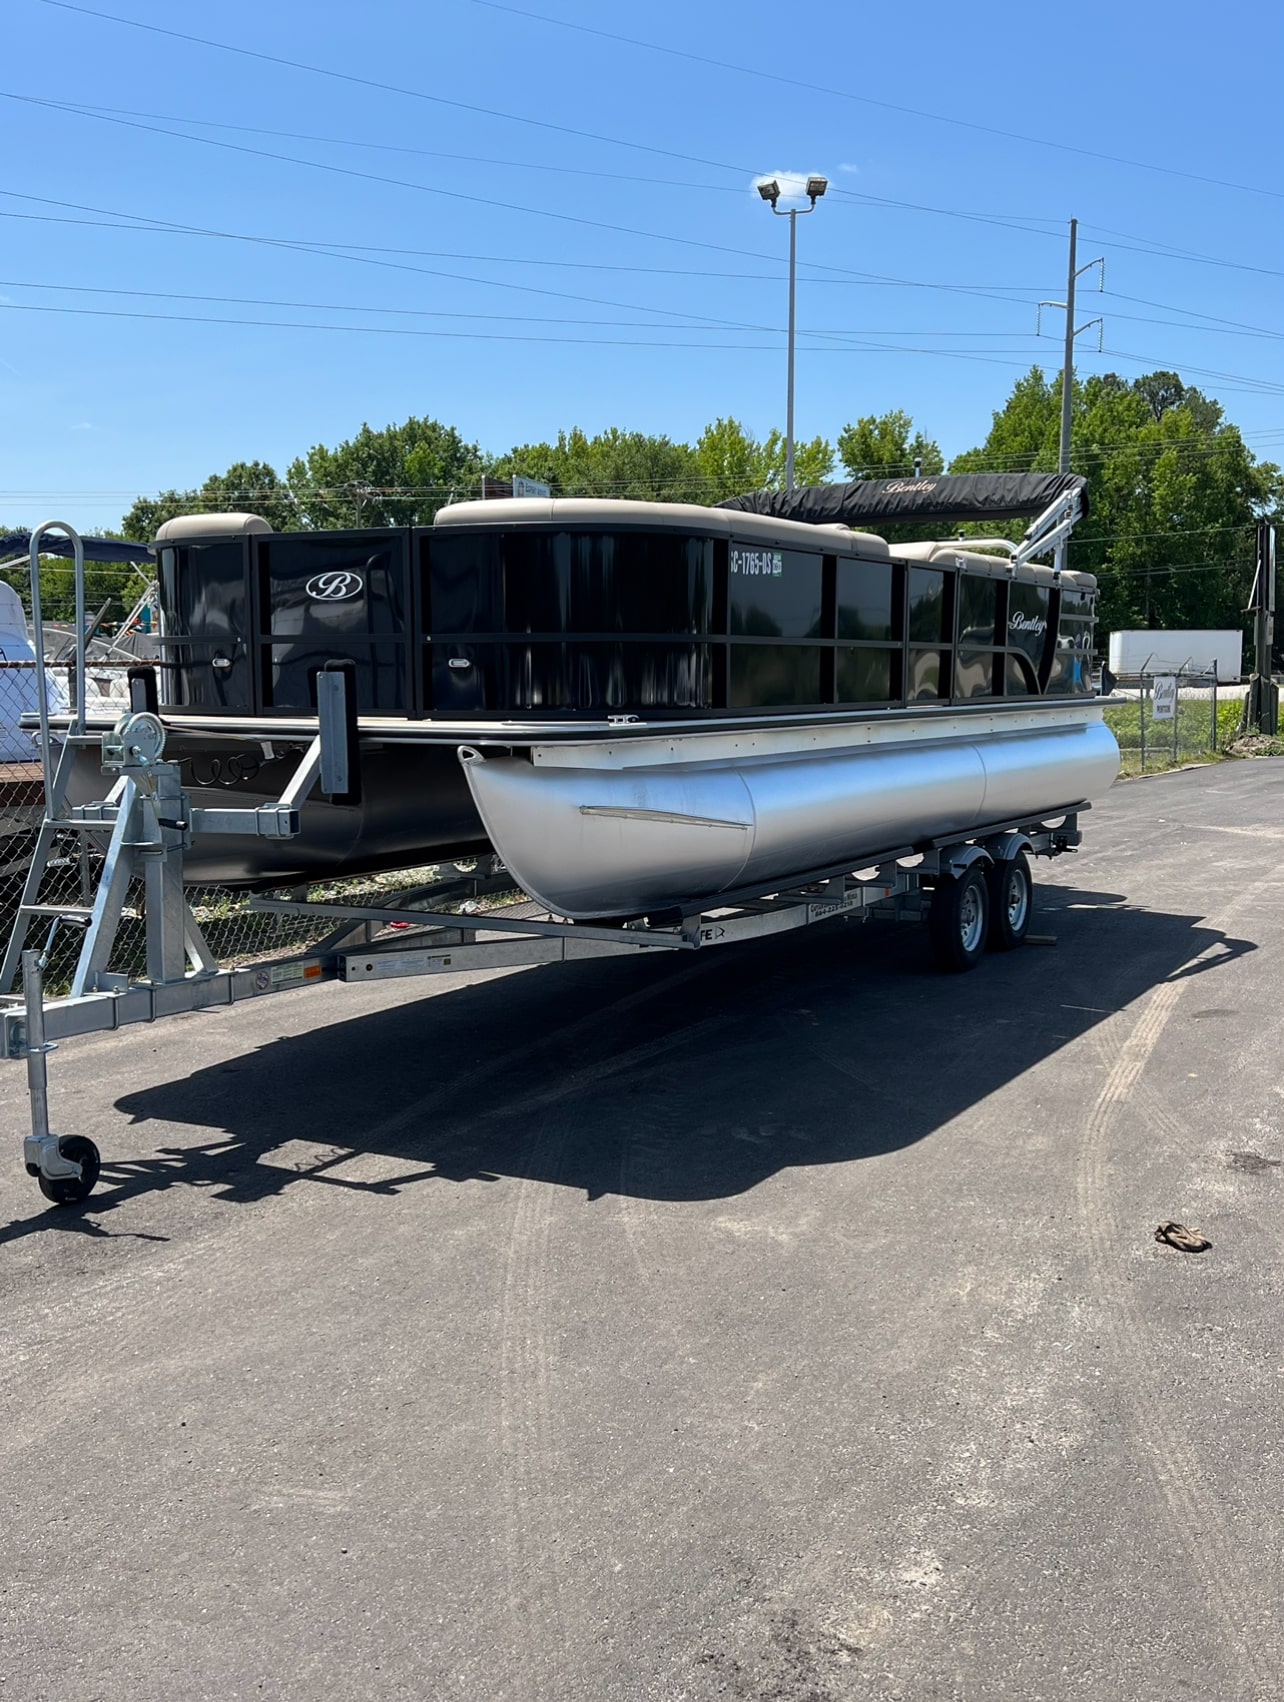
xmin=26 ymin=522 xmax=88 ymax=817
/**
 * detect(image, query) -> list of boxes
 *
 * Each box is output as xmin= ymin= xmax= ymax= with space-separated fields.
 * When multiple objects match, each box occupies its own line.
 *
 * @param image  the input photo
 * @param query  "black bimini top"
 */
xmin=718 ymin=472 xmax=1089 ymax=528
xmin=0 ymin=530 xmax=153 ymax=567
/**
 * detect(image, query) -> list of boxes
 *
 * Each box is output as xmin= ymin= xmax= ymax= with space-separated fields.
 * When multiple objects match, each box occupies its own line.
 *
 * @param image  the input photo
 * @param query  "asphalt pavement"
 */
xmin=3 ymin=760 xmax=1283 ymax=1702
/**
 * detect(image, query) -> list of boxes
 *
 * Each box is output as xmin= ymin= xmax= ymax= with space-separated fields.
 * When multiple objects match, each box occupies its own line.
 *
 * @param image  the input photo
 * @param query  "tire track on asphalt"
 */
xmin=1077 ymin=868 xmax=1284 ymax=1700
xmin=495 ymin=1104 xmax=571 ymax=1702
xmin=615 ymin=980 xmax=1060 ymax=1694
xmin=485 ymin=964 xmax=740 ymax=1701
xmin=770 ymin=1024 xmax=1084 ymax=1697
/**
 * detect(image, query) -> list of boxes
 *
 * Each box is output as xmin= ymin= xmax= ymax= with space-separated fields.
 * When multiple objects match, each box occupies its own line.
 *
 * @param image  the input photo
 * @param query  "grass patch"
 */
xmin=1104 ymin=694 xmax=1245 ymax=777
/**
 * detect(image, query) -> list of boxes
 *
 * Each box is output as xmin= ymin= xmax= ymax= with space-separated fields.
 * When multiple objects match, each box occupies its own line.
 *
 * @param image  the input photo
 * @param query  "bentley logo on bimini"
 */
xmin=305 ymin=571 xmax=364 ymax=601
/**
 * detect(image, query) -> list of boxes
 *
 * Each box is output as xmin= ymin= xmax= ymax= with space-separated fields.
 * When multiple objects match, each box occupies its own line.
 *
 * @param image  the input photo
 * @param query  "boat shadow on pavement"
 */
xmin=3 ymin=881 xmax=1258 ymax=1236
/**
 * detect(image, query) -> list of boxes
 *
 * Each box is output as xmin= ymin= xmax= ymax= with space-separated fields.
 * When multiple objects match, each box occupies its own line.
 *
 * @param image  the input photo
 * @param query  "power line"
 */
xmin=1 ymin=94 xmax=824 ymax=267
xmin=9 ymin=279 xmax=1284 ymax=398
xmin=1080 ymin=225 xmax=1284 ymax=280
xmin=22 ymin=1 xmax=1284 ymax=414
xmin=0 ymin=188 xmax=1079 ymax=350
xmin=9 ymin=90 xmax=1088 ymax=250
xmin=17 ymin=35 xmax=1278 ymax=287
xmin=1095 ymin=346 xmax=1284 ymax=395
xmin=0 ymin=298 xmax=1066 ymax=370
xmin=0 ymin=93 xmax=748 ymax=196
xmin=9 ymin=197 xmax=1281 ymax=374
xmin=1101 ymin=293 xmax=1284 ymax=340
xmin=0 ymin=275 xmax=791 ymax=334
xmin=0 ymin=100 xmax=1092 ymax=346
xmin=466 ymin=0 xmax=1282 ymax=202
xmin=5 ymin=89 xmax=1078 ymax=247
xmin=0 ymin=189 xmax=814 ymax=342
xmin=0 ymin=205 xmax=1059 ymax=292
xmin=2 ymin=465 xmax=1274 ymax=498
xmin=16 ymin=292 xmax=1279 ymax=393
xmin=1089 ymin=559 xmax=1257 ymax=579
xmin=36 ymin=0 xmax=765 ymax=180
xmin=824 ymin=189 xmax=1060 ymax=242
xmin=0 ymin=299 xmax=838 ymax=350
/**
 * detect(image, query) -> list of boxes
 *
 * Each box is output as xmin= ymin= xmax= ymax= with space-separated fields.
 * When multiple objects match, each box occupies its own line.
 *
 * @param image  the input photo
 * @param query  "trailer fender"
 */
xmin=982 ymin=831 xmax=1033 ymax=864
xmin=938 ymin=842 xmax=994 ymax=879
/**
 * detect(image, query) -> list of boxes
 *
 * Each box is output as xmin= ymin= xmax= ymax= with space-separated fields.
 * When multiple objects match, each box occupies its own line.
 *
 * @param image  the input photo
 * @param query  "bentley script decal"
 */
xmin=305 ymin=571 xmax=364 ymax=601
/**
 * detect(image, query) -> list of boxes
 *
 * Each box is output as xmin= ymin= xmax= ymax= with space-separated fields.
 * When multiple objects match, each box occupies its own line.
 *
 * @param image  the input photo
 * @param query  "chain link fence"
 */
xmin=1 ymin=661 xmax=57 ymax=929
xmin=1103 ymin=670 xmax=1243 ymax=776
xmin=0 ymin=660 xmax=454 ymax=995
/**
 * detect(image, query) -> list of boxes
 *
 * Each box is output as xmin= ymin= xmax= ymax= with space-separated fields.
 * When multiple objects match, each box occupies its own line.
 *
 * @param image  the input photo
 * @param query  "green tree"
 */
xmin=950 ymin=366 xmax=1282 ymax=639
xmin=695 ymin=416 xmax=772 ymax=499
xmin=287 ymin=417 xmax=485 ymax=528
xmin=120 ymin=460 xmax=298 ymax=540
xmin=492 ymin=427 xmax=707 ymax=503
xmin=786 ymin=433 xmax=837 ymax=489
xmin=694 ymin=417 xmax=833 ymax=499
xmin=837 ymin=410 xmax=944 ymax=480
xmin=949 ymin=370 xmax=1061 ymax=481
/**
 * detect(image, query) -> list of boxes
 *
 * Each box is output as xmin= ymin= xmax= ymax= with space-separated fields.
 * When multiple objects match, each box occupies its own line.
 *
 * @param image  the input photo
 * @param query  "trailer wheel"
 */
xmin=36 ymin=1138 xmax=101 ymax=1206
xmin=987 ymin=852 xmax=1032 ymax=952
xmin=929 ymin=866 xmax=990 ymax=973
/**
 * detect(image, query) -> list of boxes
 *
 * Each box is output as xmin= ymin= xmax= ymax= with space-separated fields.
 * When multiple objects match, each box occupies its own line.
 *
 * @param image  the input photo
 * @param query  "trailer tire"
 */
xmin=36 ymin=1137 xmax=101 ymax=1206
xmin=929 ymin=866 xmax=990 ymax=973
xmin=986 ymin=852 xmax=1033 ymax=952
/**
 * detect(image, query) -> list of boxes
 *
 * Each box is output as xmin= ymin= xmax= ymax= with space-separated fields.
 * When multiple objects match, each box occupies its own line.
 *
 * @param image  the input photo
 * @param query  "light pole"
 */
xmin=758 ymin=175 xmax=827 ymax=492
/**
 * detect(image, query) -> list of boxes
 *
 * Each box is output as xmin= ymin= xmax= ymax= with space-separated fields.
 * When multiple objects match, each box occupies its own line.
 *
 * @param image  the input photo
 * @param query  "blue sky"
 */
xmin=2 ymin=0 xmax=1281 ymax=532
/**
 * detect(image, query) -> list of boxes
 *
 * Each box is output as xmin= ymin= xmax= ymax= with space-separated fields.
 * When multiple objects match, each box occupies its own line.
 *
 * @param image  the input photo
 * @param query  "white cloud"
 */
xmin=839 ymin=162 xmax=861 ymax=175
xmin=750 ymin=169 xmax=830 ymax=206
xmin=72 ymin=421 xmax=94 ymax=432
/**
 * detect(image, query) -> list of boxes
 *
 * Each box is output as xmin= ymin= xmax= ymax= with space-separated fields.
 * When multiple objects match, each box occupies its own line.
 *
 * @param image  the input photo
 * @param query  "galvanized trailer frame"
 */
xmin=2 ymin=524 xmax=1083 ymax=1207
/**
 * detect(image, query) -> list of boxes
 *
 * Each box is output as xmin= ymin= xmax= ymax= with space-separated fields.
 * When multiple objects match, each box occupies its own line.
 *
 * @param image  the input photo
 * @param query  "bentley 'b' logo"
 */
xmin=305 ymin=570 xmax=364 ymax=601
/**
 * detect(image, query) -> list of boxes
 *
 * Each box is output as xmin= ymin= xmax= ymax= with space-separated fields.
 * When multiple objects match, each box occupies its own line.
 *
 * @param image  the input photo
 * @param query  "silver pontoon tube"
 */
xmin=460 ymin=717 xmax=1120 ymax=918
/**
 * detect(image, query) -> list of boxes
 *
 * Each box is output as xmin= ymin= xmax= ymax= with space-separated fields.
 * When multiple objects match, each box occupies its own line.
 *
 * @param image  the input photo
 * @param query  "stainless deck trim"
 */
xmin=44 ymin=695 xmax=1109 ymax=745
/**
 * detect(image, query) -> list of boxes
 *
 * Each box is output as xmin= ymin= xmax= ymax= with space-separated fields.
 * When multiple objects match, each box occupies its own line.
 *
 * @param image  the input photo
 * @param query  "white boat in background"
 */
xmin=0 ymin=581 xmax=69 ymax=763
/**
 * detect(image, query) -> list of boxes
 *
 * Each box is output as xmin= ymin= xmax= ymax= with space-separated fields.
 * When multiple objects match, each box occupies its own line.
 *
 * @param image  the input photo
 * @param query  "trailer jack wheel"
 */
xmin=929 ymin=866 xmax=990 ymax=973
xmin=36 ymin=1137 xmax=101 ymax=1206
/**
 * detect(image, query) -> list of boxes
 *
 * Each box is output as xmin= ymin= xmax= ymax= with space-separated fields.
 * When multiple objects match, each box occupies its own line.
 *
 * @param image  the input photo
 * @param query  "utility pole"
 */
xmin=1060 ymin=219 xmax=1077 ymax=475
xmin=1246 ymin=520 xmax=1278 ymax=734
xmin=1037 ymin=220 xmax=1104 ymax=474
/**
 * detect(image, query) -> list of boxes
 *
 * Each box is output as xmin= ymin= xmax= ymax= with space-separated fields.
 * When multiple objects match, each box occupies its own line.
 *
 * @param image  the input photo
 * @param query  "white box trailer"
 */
xmin=1108 ymin=629 xmax=1243 ymax=681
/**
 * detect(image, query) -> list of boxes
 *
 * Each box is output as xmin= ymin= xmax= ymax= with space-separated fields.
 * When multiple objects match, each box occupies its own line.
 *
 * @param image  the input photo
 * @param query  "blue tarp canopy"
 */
xmin=0 ymin=531 xmax=153 ymax=567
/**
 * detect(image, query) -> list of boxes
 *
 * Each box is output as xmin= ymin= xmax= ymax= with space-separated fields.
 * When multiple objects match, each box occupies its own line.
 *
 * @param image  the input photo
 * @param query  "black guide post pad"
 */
xmin=318 ymin=659 xmax=362 ymax=807
xmin=127 ymin=666 xmax=159 ymax=716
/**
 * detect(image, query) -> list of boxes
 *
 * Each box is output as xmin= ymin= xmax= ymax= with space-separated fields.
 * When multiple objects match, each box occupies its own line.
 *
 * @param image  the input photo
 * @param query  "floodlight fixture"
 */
xmin=805 ymin=175 xmax=829 ymax=201
xmin=757 ymin=179 xmax=781 ymax=205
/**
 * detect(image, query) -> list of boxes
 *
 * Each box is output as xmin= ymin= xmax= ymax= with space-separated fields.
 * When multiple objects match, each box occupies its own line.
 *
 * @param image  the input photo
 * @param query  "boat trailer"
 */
xmin=3 ymin=524 xmax=1084 ymax=1207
